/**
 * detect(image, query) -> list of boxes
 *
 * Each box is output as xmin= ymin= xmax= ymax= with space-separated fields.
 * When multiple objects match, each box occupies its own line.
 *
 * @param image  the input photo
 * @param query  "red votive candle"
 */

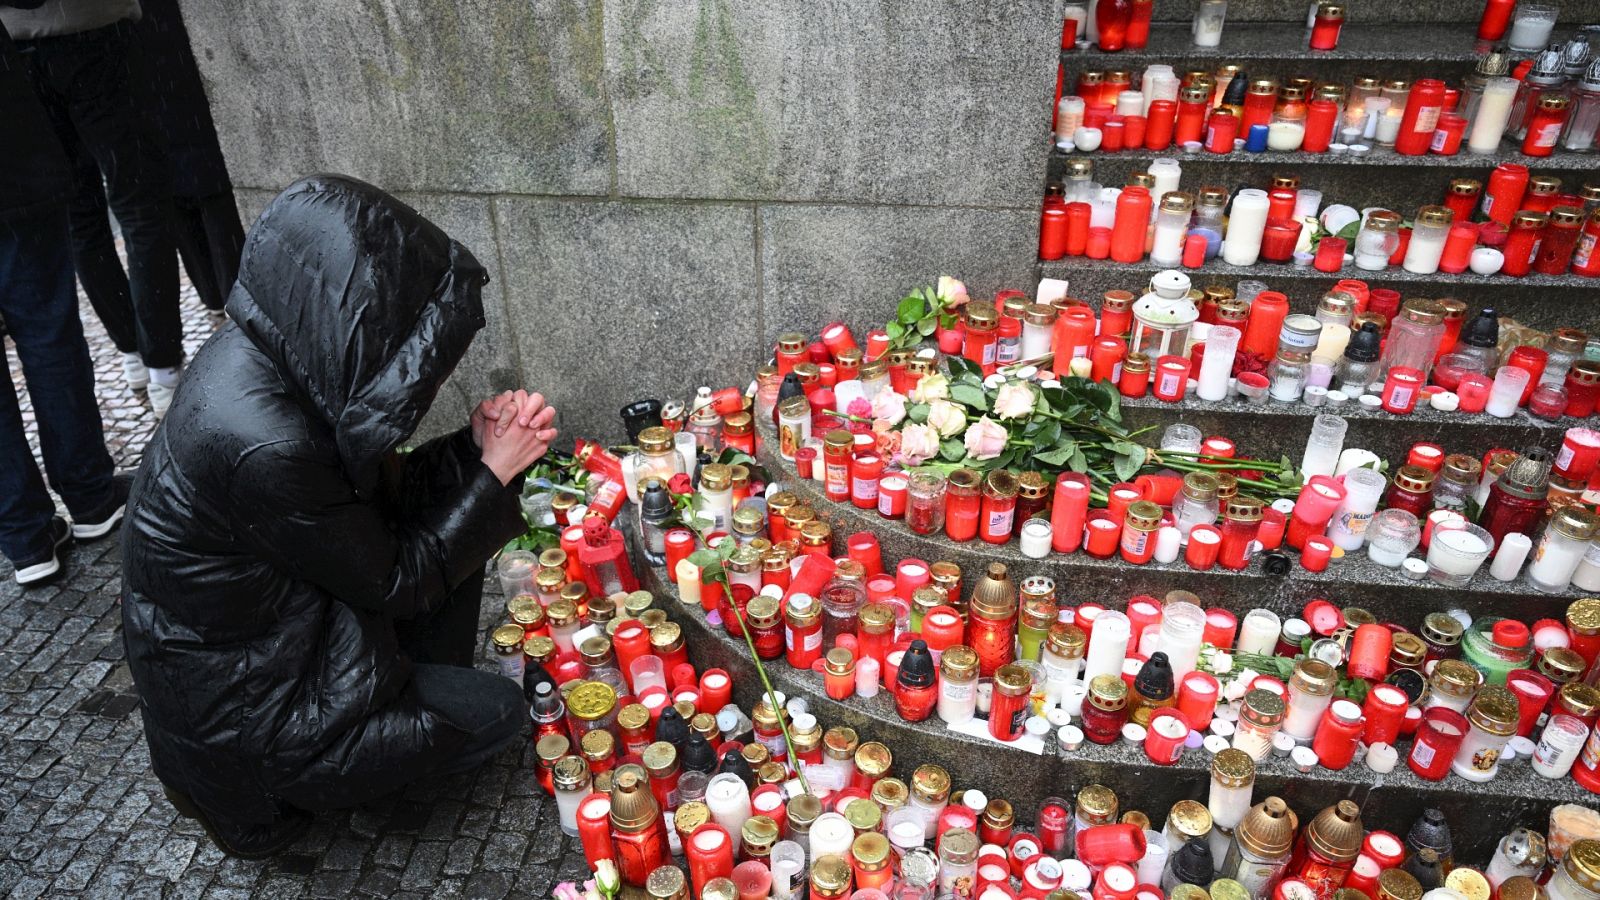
xmin=1407 ymin=707 xmax=1469 ymax=780
xmin=896 ymin=559 xmax=931 ymax=598
xmin=1183 ymin=232 xmax=1209 ymax=268
xmin=1300 ymin=536 xmax=1333 ymax=572
xmin=1106 ymin=483 xmax=1144 ymax=524
xmin=1257 ymin=508 xmax=1287 ymax=550
xmin=1314 ymin=237 xmax=1347 ymax=272
xmin=1204 ymin=608 xmax=1238 ymax=649
xmin=1285 ymin=477 xmax=1345 ymax=549
xmin=1153 ymin=355 xmax=1190 ymax=401
xmin=1086 ymin=227 xmax=1113 ymax=259
xmin=1506 ymin=669 xmax=1556 ymax=738
xmin=1362 ymin=682 xmax=1409 ymax=745
xmin=848 ymin=532 xmax=883 ymax=576
xmin=1346 ymin=623 xmax=1393 ymax=681
xmin=1381 ymin=367 xmax=1423 ymax=414
xmin=700 ymin=668 xmax=733 ymax=713
xmin=1186 ymin=524 xmax=1222 ymax=570
xmin=1085 ymin=514 xmax=1122 ymax=558
xmin=1178 ymin=671 xmax=1219 ymax=730
xmin=1052 ymin=473 xmax=1091 ymax=553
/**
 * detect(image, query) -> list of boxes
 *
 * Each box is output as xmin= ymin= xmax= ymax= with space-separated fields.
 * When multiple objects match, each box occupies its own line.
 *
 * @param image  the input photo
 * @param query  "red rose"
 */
xmin=668 ymin=473 xmax=693 ymax=495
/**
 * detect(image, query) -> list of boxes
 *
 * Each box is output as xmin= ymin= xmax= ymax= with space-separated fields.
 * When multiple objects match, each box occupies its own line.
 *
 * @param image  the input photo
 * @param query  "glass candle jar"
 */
xmin=821 ymin=563 xmax=867 ymax=647
xmin=1208 ymin=748 xmax=1256 ymax=832
xmin=1354 ymin=210 xmax=1402 ymax=270
xmin=1173 ymin=473 xmax=1221 ymax=541
xmin=1425 ymin=521 xmax=1494 ymax=587
xmin=1219 ymin=498 xmax=1263 ymax=571
xmin=938 ymin=646 xmax=979 ymax=724
xmin=1151 ymin=191 xmax=1196 ymax=267
xmin=968 ymin=563 xmax=1018 ymax=677
xmin=1403 ymin=206 xmax=1454 ymax=274
xmin=944 ymin=469 xmax=982 ymax=542
xmin=1083 ymin=674 xmax=1130 ymax=744
xmin=980 ymin=471 xmax=1020 ymax=545
xmin=1451 ymin=686 xmax=1520 ymax=782
xmin=1282 ymin=659 xmax=1338 ymax=742
xmin=1530 ymin=508 xmax=1600 ymax=593
xmin=1232 ymin=689 xmax=1286 ymax=761
xmin=906 ymin=471 xmax=947 ymax=536
xmin=990 ymin=664 xmax=1033 ymax=743
xmin=1385 ymin=466 xmax=1436 ymax=518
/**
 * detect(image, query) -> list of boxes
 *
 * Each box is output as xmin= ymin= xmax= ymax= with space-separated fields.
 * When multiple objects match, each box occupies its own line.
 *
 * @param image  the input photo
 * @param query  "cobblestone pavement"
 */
xmin=2 ymin=281 xmax=590 ymax=897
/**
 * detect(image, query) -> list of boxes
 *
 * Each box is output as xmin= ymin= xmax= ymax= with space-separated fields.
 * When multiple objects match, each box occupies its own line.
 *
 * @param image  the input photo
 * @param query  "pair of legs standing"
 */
xmin=19 ymin=20 xmax=185 ymax=409
xmin=0 ymin=206 xmax=123 ymax=582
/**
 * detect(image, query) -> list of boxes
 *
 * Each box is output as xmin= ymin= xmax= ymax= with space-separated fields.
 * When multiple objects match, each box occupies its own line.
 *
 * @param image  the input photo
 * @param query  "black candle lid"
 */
xmin=1463 ymin=309 xmax=1499 ymax=349
xmin=897 ymin=640 xmax=936 ymax=689
xmin=1172 ymin=837 xmax=1215 ymax=886
xmin=1135 ymin=652 xmax=1175 ymax=701
xmin=1343 ymin=322 xmax=1381 ymax=362
xmin=655 ymin=706 xmax=690 ymax=751
xmin=681 ymin=732 xmax=717 ymax=775
xmin=716 ymin=747 xmax=756 ymax=790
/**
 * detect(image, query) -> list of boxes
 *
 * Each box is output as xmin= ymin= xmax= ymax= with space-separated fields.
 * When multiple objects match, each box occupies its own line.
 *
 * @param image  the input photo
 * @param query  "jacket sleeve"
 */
xmin=394 ymin=426 xmax=492 ymax=506
xmin=227 ymin=438 xmax=528 ymax=618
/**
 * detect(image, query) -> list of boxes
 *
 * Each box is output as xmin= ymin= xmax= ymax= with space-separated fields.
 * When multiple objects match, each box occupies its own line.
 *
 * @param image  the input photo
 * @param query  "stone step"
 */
xmin=647 ymin=563 xmax=1585 ymax=863
xmin=1117 ymin=394 xmax=1571 ymax=470
xmin=752 ymin=419 xmax=1589 ymax=623
xmin=1036 ymin=257 xmax=1593 ymax=331
xmin=1043 ymin=146 xmax=1600 ymax=217
xmin=1149 ymin=0 xmax=1600 ymax=25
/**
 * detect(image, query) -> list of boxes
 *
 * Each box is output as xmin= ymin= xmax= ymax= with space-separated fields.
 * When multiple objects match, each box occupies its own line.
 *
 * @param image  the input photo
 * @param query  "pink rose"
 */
xmin=937 ymin=275 xmax=970 ymax=308
xmin=925 ymin=399 xmax=967 ymax=438
xmin=962 ymin=416 xmax=1009 ymax=461
xmin=846 ymin=396 xmax=874 ymax=434
xmin=898 ymin=423 xmax=942 ymax=466
xmin=871 ymin=390 xmax=908 ymax=427
xmin=873 ymin=423 xmax=902 ymax=462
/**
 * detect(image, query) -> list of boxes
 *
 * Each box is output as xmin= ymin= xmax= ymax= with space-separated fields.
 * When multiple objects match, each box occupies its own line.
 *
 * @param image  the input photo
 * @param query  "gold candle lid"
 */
xmin=844 ymin=797 xmax=881 ymax=833
xmin=702 ymin=878 xmax=737 ymax=900
xmin=1306 ymin=801 xmax=1364 ymax=863
xmin=1541 ymin=647 xmax=1588 ymax=683
xmin=809 ymin=855 xmax=852 ymax=893
xmin=1559 ymin=683 xmax=1600 ymax=719
xmin=787 ymin=793 xmax=823 ymax=830
xmin=491 ymin=624 xmax=525 ymax=653
xmin=1168 ymin=799 xmax=1213 ymax=839
xmin=608 ymin=769 xmax=660 ymax=833
xmin=673 ymin=800 xmax=710 ymax=839
xmin=1238 ymin=797 xmax=1298 ymax=858
xmin=567 ymin=681 xmax=618 ymax=722
xmin=823 ymin=726 xmax=859 ymax=760
xmin=1211 ymin=748 xmax=1256 ymax=788
xmin=741 ymin=815 xmax=779 ymax=856
xmin=1077 ymin=784 xmax=1118 ymax=825
xmin=855 ymin=741 xmax=893 ymax=778
xmin=853 ymin=832 xmax=891 ymax=869
xmin=642 ymin=741 xmax=678 ymax=778
xmin=912 ymin=764 xmax=951 ymax=803
xmin=535 ymin=733 xmax=570 ymax=765
xmin=1378 ymin=869 xmax=1424 ymax=900
xmin=646 ymin=865 xmax=688 ymax=900
xmin=1047 ymin=623 xmax=1087 ymax=659
xmin=1122 ymin=810 xmax=1152 ymax=831
xmin=1212 ymin=880 xmax=1252 ymax=900
xmin=871 ymin=777 xmax=909 ymax=811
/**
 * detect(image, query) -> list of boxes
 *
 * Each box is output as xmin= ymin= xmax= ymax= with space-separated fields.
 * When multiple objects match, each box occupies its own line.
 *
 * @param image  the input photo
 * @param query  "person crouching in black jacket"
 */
xmin=120 ymin=175 xmax=558 ymax=857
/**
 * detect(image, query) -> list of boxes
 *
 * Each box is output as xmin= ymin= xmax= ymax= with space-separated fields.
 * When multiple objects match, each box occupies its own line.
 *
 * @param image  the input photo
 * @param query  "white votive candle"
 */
xmin=1490 ymin=532 xmax=1533 ymax=582
xmin=1020 ymin=519 xmax=1053 ymax=559
xmin=1223 ymin=189 xmax=1270 ymax=266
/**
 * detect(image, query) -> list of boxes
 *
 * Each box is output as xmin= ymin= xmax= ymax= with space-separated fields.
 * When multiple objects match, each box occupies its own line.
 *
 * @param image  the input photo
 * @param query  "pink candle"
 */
xmin=1051 ymin=473 xmax=1092 ymax=553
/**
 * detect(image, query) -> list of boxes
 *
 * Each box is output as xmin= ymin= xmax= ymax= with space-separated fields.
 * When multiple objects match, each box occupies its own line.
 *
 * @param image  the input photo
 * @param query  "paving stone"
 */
xmin=307 ymin=870 xmax=360 ymax=899
xmin=400 ymin=840 xmax=448 ymax=890
xmin=478 ymin=832 xmax=527 ymax=872
xmin=144 ymin=837 xmax=197 ymax=882
xmin=463 ymin=871 xmax=513 ymax=899
xmin=443 ymin=837 xmax=480 ymax=877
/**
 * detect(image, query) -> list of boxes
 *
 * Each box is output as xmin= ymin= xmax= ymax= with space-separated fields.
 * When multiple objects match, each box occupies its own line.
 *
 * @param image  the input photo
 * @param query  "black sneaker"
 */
xmin=13 ymin=517 xmax=71 ymax=586
xmin=72 ymin=473 xmax=133 ymax=541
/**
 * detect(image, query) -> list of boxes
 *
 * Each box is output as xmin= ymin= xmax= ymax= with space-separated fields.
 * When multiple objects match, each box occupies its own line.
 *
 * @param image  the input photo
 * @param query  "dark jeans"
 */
xmin=0 ymin=207 xmax=117 ymax=564
xmin=19 ymin=21 xmax=183 ymax=368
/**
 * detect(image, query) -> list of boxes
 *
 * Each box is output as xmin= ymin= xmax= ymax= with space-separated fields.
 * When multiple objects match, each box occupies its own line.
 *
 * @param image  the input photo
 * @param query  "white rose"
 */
xmin=910 ymin=373 xmax=950 ymax=404
xmin=925 ymin=399 xmax=968 ymax=438
xmin=898 ymin=423 xmax=942 ymax=466
xmin=993 ymin=382 xmax=1037 ymax=420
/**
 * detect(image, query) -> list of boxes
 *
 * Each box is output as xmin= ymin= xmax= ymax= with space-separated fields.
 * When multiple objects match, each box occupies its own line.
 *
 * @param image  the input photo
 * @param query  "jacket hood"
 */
xmin=226 ymin=175 xmax=488 ymax=496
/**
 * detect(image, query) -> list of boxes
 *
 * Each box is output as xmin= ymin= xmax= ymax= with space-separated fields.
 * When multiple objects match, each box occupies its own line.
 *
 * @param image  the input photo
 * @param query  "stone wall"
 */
xmin=182 ymin=0 xmax=1063 ymax=441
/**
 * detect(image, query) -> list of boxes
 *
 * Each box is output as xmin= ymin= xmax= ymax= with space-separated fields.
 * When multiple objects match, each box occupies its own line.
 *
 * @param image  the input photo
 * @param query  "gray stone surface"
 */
xmin=604 ymin=0 xmax=1060 ymax=206
xmin=760 ymin=204 xmax=1041 ymax=346
xmin=179 ymin=0 xmax=612 ymax=196
xmin=493 ymin=197 xmax=762 ymax=442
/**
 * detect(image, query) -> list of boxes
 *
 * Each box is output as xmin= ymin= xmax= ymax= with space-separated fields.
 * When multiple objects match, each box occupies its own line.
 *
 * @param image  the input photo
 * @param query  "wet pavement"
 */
xmin=1 ymin=280 xmax=589 ymax=898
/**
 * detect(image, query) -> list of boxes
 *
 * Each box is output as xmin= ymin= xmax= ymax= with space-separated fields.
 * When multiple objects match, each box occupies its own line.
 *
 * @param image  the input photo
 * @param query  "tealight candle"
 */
xmin=1365 ymin=743 xmax=1398 ymax=773
xmin=1020 ymin=519 xmax=1053 ymax=559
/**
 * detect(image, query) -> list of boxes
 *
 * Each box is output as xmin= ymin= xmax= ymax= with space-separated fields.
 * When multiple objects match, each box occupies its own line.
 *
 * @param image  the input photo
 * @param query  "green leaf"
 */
xmin=885 ymin=320 xmax=905 ymax=342
xmin=994 ymin=448 xmax=1016 ymax=469
xmin=906 ymin=403 xmax=930 ymax=424
xmin=1113 ymin=448 xmax=1143 ymax=482
xmin=1336 ymin=220 xmax=1361 ymax=241
xmin=1111 ymin=440 xmax=1145 ymax=458
xmin=946 ymin=356 xmax=981 ymax=381
xmin=1035 ymin=420 xmax=1061 ymax=447
xmin=898 ymin=294 xmax=926 ymax=324
xmin=916 ymin=316 xmax=939 ymax=336
xmin=950 ymin=383 xmax=989 ymax=411
xmin=688 ymin=548 xmax=721 ymax=568
xmin=1069 ymin=447 xmax=1089 ymax=472
xmin=940 ymin=438 xmax=966 ymax=462
xmin=1032 ymin=441 xmax=1077 ymax=466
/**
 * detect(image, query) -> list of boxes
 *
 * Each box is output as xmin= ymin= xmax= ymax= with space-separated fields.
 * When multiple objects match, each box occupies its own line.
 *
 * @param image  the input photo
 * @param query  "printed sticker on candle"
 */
xmin=1411 ymin=738 xmax=1436 ymax=769
xmin=1157 ymin=370 xmax=1182 ymax=397
xmin=853 ymin=480 xmax=879 ymax=504
xmin=983 ymin=343 xmax=997 ymax=366
xmin=988 ymin=511 xmax=1015 ymax=534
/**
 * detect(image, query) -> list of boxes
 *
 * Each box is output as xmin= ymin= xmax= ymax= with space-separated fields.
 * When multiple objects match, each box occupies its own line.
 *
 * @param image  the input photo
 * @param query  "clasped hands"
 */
xmin=472 ymin=390 xmax=559 ymax=486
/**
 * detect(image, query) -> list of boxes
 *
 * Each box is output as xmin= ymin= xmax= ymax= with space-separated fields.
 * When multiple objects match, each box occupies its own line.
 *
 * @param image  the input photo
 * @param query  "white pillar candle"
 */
xmin=674 ymin=559 xmax=701 ymax=607
xmin=809 ymin=812 xmax=855 ymax=860
xmin=1148 ymin=158 xmax=1182 ymax=205
xmin=1063 ymin=680 xmax=1089 ymax=719
xmin=1222 ymin=189 xmax=1270 ymax=266
xmin=1507 ymin=4 xmax=1556 ymax=51
xmin=1158 ymin=601 xmax=1207 ymax=678
xmin=1197 ymin=325 xmax=1241 ymax=401
xmin=1294 ymin=190 xmax=1323 ymax=219
xmin=1138 ymin=831 xmax=1171 ymax=885
xmin=1193 ymin=0 xmax=1226 ymax=46
xmin=1155 ymin=526 xmax=1183 ymax=564
xmin=1150 ymin=72 xmax=1180 ymax=115
xmin=1056 ymin=96 xmax=1086 ymax=144
xmin=1314 ymin=323 xmax=1351 ymax=361
xmin=1572 ymin=541 xmax=1600 ymax=591
xmin=1469 ymin=77 xmax=1520 ymax=154
xmin=1084 ymin=0 xmax=1100 ymax=41
xmin=1020 ymin=519 xmax=1053 ymax=559
xmin=1487 ymin=366 xmax=1530 ymax=418
xmin=1334 ymin=448 xmax=1381 ymax=476
xmin=1116 ymin=90 xmax=1145 ymax=117
xmin=1490 ymin=532 xmax=1533 ymax=582
xmin=1327 ymin=466 xmax=1386 ymax=550
xmin=1375 ymin=108 xmax=1403 ymax=145
xmin=770 ymin=841 xmax=806 ymax=900
xmin=1299 ymin=415 xmax=1348 ymax=481
xmin=1140 ymin=66 xmax=1171 ymax=116
xmin=1361 ymin=98 xmax=1391 ymax=139
xmin=1236 ymin=609 xmax=1282 ymax=655
xmin=1083 ymin=610 xmax=1131 ymax=686
xmin=1266 ymin=121 xmax=1305 ymax=151
xmin=706 ymin=772 xmax=753 ymax=853
xmin=675 ymin=432 xmax=698 ymax=475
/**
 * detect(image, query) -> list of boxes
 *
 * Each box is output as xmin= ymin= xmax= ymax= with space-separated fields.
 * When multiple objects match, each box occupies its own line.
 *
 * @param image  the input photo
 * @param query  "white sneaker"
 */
xmin=149 ymin=381 xmax=177 ymax=419
xmin=123 ymin=353 xmax=149 ymax=391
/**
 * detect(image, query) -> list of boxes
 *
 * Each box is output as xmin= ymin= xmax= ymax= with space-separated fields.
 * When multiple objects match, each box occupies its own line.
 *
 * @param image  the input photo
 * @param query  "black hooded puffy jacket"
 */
xmin=121 ymin=175 xmax=526 ymax=822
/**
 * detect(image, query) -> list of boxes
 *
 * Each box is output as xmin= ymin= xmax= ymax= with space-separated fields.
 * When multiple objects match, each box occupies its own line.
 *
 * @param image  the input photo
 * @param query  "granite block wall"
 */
xmin=185 ymin=0 xmax=1062 ymax=441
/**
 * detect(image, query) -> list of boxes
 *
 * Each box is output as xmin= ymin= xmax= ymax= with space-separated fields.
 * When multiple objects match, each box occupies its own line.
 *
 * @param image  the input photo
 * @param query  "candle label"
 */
xmin=853 ymin=478 xmax=879 ymax=504
xmin=1411 ymin=737 xmax=1438 ymax=768
xmin=1387 ymin=386 xmax=1413 ymax=409
xmin=1157 ymin=371 xmax=1182 ymax=396
xmin=987 ymin=509 xmax=1015 ymax=536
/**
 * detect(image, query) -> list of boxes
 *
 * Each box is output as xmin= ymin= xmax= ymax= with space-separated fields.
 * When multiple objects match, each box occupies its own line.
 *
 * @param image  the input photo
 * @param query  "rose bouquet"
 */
xmin=862 ymin=279 xmax=1304 ymax=503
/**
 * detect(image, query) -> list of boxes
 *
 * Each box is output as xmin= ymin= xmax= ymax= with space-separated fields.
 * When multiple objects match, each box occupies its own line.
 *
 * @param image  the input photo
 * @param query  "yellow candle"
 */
xmin=674 ymin=559 xmax=701 ymax=607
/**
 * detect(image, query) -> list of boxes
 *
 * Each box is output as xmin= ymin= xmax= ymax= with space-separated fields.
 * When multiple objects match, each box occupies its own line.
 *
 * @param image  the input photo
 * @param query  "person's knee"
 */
xmin=479 ymin=675 xmax=525 ymax=744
